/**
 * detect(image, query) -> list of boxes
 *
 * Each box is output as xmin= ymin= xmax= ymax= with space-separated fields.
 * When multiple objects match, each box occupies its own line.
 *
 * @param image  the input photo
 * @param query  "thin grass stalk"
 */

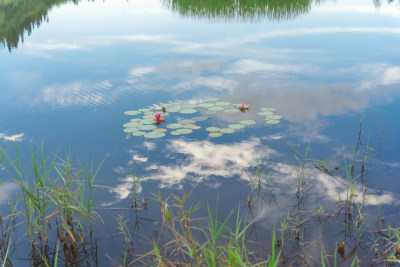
xmin=1 ymin=143 xmax=102 ymax=265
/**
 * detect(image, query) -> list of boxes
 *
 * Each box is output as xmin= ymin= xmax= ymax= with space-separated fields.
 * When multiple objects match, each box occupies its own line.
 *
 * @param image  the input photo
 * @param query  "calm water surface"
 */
xmin=1 ymin=0 xmax=400 ymax=265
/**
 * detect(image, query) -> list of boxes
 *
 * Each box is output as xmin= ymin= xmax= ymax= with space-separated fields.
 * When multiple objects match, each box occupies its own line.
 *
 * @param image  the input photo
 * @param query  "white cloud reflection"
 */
xmin=335 ymin=63 xmax=400 ymax=90
xmin=108 ymin=177 xmax=142 ymax=205
xmin=25 ymin=42 xmax=81 ymax=51
xmin=271 ymin=162 xmax=397 ymax=206
xmin=110 ymin=138 xmax=397 ymax=208
xmin=143 ymin=142 xmax=156 ymax=151
xmin=314 ymin=3 xmax=400 ymax=17
xmin=22 ymin=25 xmax=400 ymax=55
xmin=382 ymin=66 xmax=400 ymax=85
xmin=43 ymin=80 xmax=112 ymax=107
xmin=174 ymin=27 xmax=400 ymax=54
xmin=173 ymin=77 xmax=236 ymax=92
xmin=128 ymin=58 xmax=222 ymax=80
xmin=129 ymin=67 xmax=156 ymax=78
xmin=108 ymin=138 xmax=276 ymax=201
xmin=226 ymin=59 xmax=304 ymax=75
xmin=250 ymin=159 xmax=399 ymax=231
xmin=133 ymin=155 xmax=148 ymax=163
xmin=0 ymin=182 xmax=19 ymax=205
xmin=144 ymin=138 xmax=276 ymax=188
xmin=0 ymin=133 xmax=24 ymax=142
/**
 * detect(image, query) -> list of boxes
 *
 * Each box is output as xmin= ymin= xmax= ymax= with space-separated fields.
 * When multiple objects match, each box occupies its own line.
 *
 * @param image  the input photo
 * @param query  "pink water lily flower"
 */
xmin=239 ymin=102 xmax=249 ymax=112
xmin=154 ymin=113 xmax=165 ymax=122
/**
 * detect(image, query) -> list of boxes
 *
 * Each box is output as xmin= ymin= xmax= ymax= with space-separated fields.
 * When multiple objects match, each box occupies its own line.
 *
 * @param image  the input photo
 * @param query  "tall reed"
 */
xmin=0 ymin=142 xmax=103 ymax=265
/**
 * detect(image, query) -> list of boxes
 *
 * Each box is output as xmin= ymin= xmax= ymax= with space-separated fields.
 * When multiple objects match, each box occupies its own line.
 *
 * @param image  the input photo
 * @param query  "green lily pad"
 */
xmin=166 ymin=123 xmax=183 ymax=129
xmin=179 ymin=109 xmax=197 ymax=114
xmin=123 ymin=122 xmax=140 ymax=128
xmin=221 ymin=128 xmax=235 ymax=134
xmin=204 ymin=98 xmax=218 ymax=102
xmin=267 ymin=115 xmax=282 ymax=120
xmin=139 ymin=125 xmax=157 ymax=131
xmin=160 ymin=103 xmax=172 ymax=107
xmin=182 ymin=124 xmax=196 ymax=129
xmin=206 ymin=127 xmax=221 ymax=132
xmin=132 ymin=131 xmax=146 ymax=136
xmin=266 ymin=120 xmax=280 ymax=124
xmin=140 ymin=119 xmax=154 ymax=125
xmin=224 ymin=108 xmax=240 ymax=113
xmin=124 ymin=110 xmax=141 ymax=116
xmin=261 ymin=108 xmax=276 ymax=112
xmin=142 ymin=114 xmax=155 ymax=119
xmin=258 ymin=111 xmax=274 ymax=116
xmin=176 ymin=128 xmax=193 ymax=134
xmin=144 ymin=132 xmax=165 ymax=138
xmin=183 ymin=104 xmax=197 ymax=109
xmin=215 ymin=102 xmax=230 ymax=106
xmin=191 ymin=116 xmax=207 ymax=122
xmin=124 ymin=127 xmax=139 ymax=133
xmin=126 ymin=101 xmax=280 ymax=139
xmin=240 ymin=120 xmax=256 ymax=125
xmin=170 ymin=130 xmax=182 ymax=135
xmin=178 ymin=119 xmax=196 ymax=125
xmin=229 ymin=124 xmax=245 ymax=129
xmin=198 ymin=103 xmax=214 ymax=108
xmin=153 ymin=128 xmax=168 ymax=133
xmin=209 ymin=132 xmax=222 ymax=138
xmin=167 ymin=107 xmax=181 ymax=112
xmin=208 ymin=106 xmax=224 ymax=111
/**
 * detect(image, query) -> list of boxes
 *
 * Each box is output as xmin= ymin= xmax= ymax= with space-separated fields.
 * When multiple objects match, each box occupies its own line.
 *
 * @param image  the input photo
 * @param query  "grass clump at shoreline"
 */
xmin=0 ymin=142 xmax=103 ymax=266
xmin=141 ymin=193 xmax=272 ymax=266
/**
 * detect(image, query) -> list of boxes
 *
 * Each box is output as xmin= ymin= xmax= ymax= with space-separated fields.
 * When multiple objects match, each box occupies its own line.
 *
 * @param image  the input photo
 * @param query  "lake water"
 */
xmin=1 ymin=0 xmax=400 ymax=265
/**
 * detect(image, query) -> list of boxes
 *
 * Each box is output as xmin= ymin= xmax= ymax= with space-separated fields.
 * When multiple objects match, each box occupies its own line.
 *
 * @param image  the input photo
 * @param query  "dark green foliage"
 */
xmin=0 ymin=0 xmax=84 ymax=51
xmin=162 ymin=0 xmax=319 ymax=21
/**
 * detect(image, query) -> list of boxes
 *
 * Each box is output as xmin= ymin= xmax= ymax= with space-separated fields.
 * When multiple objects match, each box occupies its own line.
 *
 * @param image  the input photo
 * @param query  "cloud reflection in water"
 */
xmin=0 ymin=133 xmax=24 ymax=142
xmin=110 ymin=137 xmax=397 ymax=209
xmin=0 ymin=183 xmax=19 ymax=205
xmin=43 ymin=80 xmax=113 ymax=107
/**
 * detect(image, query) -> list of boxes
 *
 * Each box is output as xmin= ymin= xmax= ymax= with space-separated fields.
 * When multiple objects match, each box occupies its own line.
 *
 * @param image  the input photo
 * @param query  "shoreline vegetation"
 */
xmin=1 ymin=0 xmax=313 ymax=52
xmin=161 ymin=0 xmax=321 ymax=21
xmin=0 ymin=0 xmax=88 ymax=51
xmin=2 ymin=0 xmax=397 ymax=51
xmin=1 ymin=118 xmax=400 ymax=266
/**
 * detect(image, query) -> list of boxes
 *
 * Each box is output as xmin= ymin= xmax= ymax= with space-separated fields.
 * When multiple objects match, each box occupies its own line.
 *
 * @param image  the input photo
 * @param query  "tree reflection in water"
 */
xmin=0 ymin=0 xmax=84 ymax=51
xmin=1 ymin=0 xmax=397 ymax=51
xmin=162 ymin=0 xmax=324 ymax=21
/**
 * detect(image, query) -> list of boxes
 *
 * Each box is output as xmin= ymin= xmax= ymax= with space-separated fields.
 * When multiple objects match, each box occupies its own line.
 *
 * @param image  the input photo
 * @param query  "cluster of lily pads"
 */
xmin=205 ymin=120 xmax=256 ymax=137
xmin=258 ymin=108 xmax=282 ymax=124
xmin=123 ymin=98 xmax=282 ymax=139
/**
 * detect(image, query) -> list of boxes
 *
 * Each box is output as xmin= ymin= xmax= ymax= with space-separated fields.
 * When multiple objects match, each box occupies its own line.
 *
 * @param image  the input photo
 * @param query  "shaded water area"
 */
xmin=1 ymin=0 xmax=400 ymax=265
